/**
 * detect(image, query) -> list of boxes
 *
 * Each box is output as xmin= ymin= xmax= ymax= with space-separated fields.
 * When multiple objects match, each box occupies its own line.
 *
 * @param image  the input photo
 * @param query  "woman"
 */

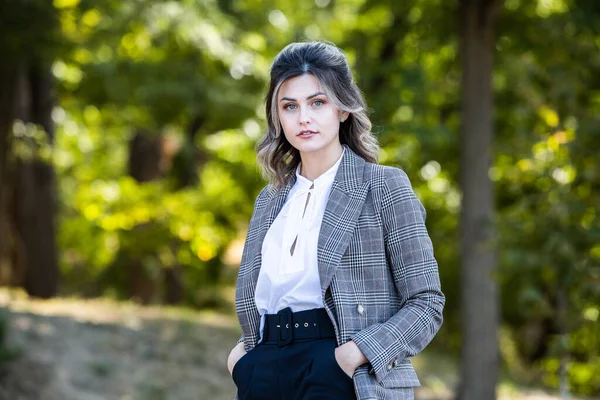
xmin=227 ymin=41 xmax=444 ymax=400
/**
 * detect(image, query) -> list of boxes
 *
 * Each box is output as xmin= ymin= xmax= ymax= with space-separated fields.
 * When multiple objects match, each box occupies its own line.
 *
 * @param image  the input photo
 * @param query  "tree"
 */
xmin=0 ymin=61 xmax=17 ymax=286
xmin=13 ymin=69 xmax=60 ymax=298
xmin=458 ymin=0 xmax=502 ymax=398
xmin=0 ymin=0 xmax=60 ymax=298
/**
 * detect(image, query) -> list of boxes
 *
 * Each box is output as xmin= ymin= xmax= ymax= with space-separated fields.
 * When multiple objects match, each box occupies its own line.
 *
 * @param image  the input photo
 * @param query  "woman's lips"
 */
xmin=298 ymin=132 xmax=317 ymax=138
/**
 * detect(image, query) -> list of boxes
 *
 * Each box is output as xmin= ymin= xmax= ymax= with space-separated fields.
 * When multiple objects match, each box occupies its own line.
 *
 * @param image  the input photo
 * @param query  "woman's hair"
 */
xmin=256 ymin=41 xmax=379 ymax=189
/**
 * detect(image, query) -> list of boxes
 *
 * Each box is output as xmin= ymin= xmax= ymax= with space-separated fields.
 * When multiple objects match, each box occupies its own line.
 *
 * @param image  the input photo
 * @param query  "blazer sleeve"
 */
xmin=350 ymin=167 xmax=445 ymax=383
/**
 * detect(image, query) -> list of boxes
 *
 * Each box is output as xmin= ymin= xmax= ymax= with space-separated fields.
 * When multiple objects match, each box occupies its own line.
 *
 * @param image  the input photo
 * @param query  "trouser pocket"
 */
xmin=232 ymin=350 xmax=255 ymax=399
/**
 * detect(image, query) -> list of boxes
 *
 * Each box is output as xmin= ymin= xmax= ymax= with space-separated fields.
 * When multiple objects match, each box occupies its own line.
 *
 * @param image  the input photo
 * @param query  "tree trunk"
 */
xmin=128 ymin=131 xmax=164 ymax=183
xmin=0 ymin=64 xmax=17 ymax=286
xmin=13 ymin=67 xmax=59 ymax=298
xmin=557 ymin=285 xmax=570 ymax=400
xmin=163 ymin=263 xmax=184 ymax=305
xmin=125 ymin=131 xmax=164 ymax=303
xmin=458 ymin=0 xmax=501 ymax=399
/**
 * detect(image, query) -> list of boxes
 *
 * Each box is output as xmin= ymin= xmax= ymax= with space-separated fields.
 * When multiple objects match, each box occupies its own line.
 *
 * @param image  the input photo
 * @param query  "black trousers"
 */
xmin=232 ymin=337 xmax=357 ymax=400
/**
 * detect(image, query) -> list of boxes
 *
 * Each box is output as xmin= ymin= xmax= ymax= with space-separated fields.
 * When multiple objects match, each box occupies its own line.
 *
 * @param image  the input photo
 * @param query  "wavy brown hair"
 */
xmin=256 ymin=41 xmax=379 ymax=189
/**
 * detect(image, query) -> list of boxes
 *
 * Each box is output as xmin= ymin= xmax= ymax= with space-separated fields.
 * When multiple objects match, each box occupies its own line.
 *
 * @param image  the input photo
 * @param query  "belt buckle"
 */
xmin=277 ymin=307 xmax=293 ymax=347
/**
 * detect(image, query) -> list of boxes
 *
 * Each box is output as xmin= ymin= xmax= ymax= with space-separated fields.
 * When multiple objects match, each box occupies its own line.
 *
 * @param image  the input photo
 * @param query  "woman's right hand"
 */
xmin=227 ymin=341 xmax=247 ymax=375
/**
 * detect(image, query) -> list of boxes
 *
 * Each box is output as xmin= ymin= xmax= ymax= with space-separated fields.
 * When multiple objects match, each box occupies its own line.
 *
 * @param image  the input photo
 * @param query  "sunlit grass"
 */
xmin=0 ymin=288 xmax=239 ymax=330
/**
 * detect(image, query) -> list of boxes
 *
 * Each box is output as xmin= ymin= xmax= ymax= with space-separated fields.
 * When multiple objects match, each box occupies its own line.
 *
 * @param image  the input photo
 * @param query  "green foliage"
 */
xmin=56 ymin=112 xmax=260 ymax=304
xmin=493 ymin=1 xmax=600 ymax=392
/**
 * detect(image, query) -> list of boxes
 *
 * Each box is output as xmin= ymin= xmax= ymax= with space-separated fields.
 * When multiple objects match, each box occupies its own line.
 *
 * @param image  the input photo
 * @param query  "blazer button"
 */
xmin=356 ymin=304 xmax=365 ymax=315
xmin=392 ymin=359 xmax=398 ymax=368
xmin=386 ymin=363 xmax=393 ymax=371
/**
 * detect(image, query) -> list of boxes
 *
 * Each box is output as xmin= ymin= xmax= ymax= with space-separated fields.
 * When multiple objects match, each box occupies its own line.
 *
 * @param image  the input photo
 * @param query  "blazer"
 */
xmin=235 ymin=145 xmax=445 ymax=400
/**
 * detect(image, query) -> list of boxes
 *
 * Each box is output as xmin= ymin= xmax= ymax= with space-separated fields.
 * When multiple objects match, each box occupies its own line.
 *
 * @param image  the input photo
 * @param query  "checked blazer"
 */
xmin=235 ymin=145 xmax=445 ymax=400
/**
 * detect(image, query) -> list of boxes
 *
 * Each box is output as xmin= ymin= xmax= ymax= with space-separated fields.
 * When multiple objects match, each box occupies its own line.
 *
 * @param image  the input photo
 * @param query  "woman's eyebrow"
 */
xmin=279 ymin=92 xmax=327 ymax=102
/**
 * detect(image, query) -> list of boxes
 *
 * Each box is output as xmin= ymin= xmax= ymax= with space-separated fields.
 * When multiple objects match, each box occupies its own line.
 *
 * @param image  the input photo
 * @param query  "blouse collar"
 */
xmin=294 ymin=147 xmax=345 ymax=192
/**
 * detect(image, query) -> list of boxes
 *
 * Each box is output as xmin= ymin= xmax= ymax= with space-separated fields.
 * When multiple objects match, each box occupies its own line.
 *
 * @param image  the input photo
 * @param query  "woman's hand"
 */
xmin=334 ymin=340 xmax=368 ymax=378
xmin=227 ymin=342 xmax=247 ymax=375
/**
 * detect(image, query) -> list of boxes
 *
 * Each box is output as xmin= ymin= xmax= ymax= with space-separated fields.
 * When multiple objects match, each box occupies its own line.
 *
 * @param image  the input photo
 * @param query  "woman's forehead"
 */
xmin=277 ymin=74 xmax=325 ymax=100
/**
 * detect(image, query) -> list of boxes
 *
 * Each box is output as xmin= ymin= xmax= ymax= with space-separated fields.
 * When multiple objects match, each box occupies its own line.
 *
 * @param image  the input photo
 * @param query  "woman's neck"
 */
xmin=298 ymin=144 xmax=343 ymax=181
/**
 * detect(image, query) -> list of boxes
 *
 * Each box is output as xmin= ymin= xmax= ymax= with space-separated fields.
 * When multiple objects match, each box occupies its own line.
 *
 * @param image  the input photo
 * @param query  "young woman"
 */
xmin=227 ymin=41 xmax=444 ymax=400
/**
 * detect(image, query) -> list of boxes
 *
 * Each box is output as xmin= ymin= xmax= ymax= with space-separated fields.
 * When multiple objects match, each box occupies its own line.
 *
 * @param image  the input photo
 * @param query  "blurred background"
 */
xmin=0 ymin=0 xmax=599 ymax=399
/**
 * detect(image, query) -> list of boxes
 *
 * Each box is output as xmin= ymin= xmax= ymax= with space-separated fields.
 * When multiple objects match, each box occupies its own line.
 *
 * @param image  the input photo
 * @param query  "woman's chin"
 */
xmin=291 ymin=141 xmax=322 ymax=153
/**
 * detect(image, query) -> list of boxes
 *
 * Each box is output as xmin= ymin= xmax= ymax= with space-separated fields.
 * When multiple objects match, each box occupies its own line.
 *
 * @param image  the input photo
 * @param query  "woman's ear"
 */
xmin=340 ymin=112 xmax=350 ymax=122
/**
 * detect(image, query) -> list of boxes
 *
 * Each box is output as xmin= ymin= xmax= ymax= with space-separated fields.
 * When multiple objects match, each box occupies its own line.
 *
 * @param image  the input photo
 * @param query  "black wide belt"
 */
xmin=263 ymin=307 xmax=336 ymax=347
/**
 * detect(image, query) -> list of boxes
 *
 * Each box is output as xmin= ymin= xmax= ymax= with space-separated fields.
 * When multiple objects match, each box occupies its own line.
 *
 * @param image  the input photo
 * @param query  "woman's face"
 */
xmin=277 ymin=74 xmax=348 ymax=159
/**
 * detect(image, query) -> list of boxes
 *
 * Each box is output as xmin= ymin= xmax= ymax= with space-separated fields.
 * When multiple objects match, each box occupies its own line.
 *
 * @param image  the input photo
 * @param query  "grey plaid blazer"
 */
xmin=235 ymin=145 xmax=444 ymax=399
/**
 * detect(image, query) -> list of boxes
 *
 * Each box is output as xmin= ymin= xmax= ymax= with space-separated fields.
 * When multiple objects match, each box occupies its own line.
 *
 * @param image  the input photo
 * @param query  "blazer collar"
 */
xmin=277 ymin=144 xmax=365 ymax=198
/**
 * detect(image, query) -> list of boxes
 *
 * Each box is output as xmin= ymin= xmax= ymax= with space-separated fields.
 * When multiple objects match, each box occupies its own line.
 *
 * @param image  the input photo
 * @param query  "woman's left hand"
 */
xmin=334 ymin=340 xmax=369 ymax=378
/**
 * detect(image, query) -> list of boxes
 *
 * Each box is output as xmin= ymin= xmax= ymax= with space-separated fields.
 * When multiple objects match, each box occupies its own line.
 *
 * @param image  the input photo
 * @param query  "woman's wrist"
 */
xmin=346 ymin=340 xmax=368 ymax=369
xmin=336 ymin=340 xmax=368 ymax=371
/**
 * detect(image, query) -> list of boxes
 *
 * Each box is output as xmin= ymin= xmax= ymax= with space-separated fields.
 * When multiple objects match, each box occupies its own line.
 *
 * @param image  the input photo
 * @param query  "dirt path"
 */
xmin=0 ymin=291 xmax=590 ymax=400
xmin=0 ymin=291 xmax=240 ymax=400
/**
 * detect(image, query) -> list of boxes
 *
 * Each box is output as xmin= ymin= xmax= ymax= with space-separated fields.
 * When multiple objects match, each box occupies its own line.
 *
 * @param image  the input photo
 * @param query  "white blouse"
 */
xmin=254 ymin=149 xmax=344 ymax=336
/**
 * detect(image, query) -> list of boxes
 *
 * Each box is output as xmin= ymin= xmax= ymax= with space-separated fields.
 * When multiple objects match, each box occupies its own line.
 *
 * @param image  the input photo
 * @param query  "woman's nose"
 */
xmin=299 ymin=107 xmax=311 ymax=124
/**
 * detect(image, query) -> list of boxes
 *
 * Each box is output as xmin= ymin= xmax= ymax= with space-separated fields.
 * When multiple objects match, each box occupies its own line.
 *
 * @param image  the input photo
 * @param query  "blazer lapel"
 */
xmin=247 ymin=177 xmax=295 ymax=277
xmin=318 ymin=145 xmax=369 ymax=292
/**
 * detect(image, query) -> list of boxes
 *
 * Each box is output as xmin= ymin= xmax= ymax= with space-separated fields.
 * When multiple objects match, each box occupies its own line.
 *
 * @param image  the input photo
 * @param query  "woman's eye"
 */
xmin=313 ymin=100 xmax=324 ymax=106
xmin=284 ymin=104 xmax=297 ymax=110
